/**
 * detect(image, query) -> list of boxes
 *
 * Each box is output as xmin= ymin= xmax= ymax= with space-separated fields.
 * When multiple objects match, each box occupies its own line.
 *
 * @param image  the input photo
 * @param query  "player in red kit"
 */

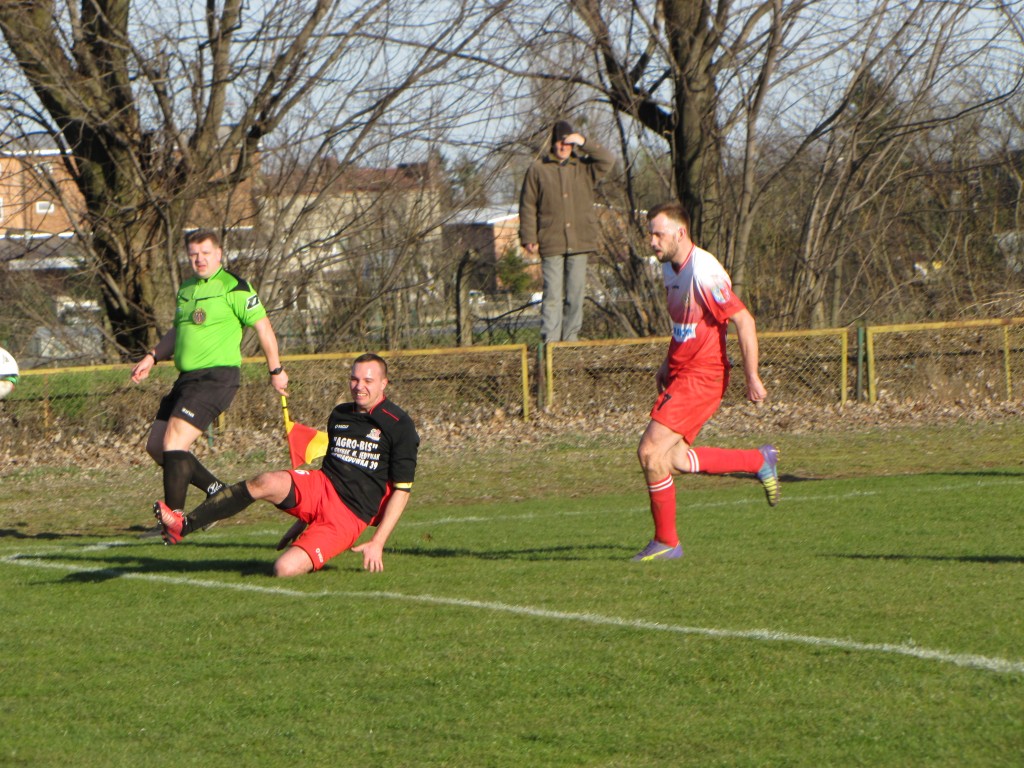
xmin=632 ymin=201 xmax=779 ymax=562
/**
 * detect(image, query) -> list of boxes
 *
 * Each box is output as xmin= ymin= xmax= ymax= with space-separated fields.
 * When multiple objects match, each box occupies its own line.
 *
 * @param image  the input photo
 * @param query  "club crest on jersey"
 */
xmin=366 ymin=428 xmax=382 ymax=442
xmin=246 ymin=295 xmax=261 ymax=310
xmin=711 ymin=282 xmax=731 ymax=304
xmin=672 ymin=322 xmax=697 ymax=343
xmin=191 ymin=307 xmax=206 ymax=324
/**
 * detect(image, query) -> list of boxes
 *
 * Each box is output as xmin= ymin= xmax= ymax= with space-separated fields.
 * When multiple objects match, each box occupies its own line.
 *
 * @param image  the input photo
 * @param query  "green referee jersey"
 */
xmin=173 ymin=267 xmax=268 ymax=372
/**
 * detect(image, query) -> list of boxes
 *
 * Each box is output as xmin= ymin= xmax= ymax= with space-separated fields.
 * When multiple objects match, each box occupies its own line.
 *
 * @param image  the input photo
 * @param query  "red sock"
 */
xmin=690 ymin=447 xmax=763 ymax=475
xmin=647 ymin=475 xmax=678 ymax=546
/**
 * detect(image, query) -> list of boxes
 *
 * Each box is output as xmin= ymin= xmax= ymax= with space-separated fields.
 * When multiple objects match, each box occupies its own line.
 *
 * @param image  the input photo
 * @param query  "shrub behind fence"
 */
xmin=1 ymin=345 xmax=530 ymax=457
xmin=867 ymin=319 xmax=1024 ymax=403
xmin=544 ymin=328 xmax=849 ymax=410
xmin=3 ymin=320 xmax=1023 ymax=465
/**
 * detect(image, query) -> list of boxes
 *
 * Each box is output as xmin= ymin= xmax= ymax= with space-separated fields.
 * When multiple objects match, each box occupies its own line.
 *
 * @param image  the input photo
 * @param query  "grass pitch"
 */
xmin=2 ymin=422 xmax=1023 ymax=766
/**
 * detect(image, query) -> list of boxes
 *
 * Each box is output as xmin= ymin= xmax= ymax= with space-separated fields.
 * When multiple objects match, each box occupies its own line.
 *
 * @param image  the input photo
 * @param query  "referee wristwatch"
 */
xmin=269 ymin=366 xmax=285 ymax=376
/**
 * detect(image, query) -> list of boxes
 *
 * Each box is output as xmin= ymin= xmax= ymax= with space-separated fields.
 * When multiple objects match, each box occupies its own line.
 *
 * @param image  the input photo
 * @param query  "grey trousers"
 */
xmin=541 ymin=251 xmax=590 ymax=342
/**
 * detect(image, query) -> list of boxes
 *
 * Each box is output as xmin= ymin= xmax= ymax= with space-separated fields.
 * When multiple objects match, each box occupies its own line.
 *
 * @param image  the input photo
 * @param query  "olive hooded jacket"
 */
xmin=518 ymin=140 xmax=615 ymax=257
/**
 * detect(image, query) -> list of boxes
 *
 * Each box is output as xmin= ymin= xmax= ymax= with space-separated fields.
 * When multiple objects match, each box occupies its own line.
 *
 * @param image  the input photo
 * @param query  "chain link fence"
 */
xmin=867 ymin=319 xmax=1024 ymax=403
xmin=3 ymin=320 xmax=1024 ymax=472
xmin=267 ymin=346 xmax=531 ymax=427
xmin=544 ymin=328 xmax=850 ymax=411
xmin=0 ymin=345 xmax=530 ymax=464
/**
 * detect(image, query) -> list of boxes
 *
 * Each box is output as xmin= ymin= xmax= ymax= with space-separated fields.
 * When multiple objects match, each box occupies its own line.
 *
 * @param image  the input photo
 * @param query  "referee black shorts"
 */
xmin=156 ymin=366 xmax=241 ymax=432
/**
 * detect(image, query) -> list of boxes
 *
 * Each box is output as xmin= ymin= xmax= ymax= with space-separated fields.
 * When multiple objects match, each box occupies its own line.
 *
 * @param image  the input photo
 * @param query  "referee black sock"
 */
xmin=186 ymin=482 xmax=255 ymax=531
xmin=162 ymin=450 xmax=193 ymax=511
xmin=188 ymin=454 xmax=224 ymax=498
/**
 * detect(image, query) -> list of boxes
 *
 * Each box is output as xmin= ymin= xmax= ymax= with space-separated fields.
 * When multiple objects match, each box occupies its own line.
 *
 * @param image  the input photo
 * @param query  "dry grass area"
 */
xmin=2 ymin=398 xmax=1023 ymax=541
xmin=3 ymin=398 xmax=1024 ymax=473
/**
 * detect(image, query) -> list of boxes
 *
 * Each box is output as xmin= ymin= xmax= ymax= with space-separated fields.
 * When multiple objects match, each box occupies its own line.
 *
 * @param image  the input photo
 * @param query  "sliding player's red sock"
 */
xmin=689 ymin=447 xmax=763 ymax=475
xmin=647 ymin=475 xmax=679 ymax=546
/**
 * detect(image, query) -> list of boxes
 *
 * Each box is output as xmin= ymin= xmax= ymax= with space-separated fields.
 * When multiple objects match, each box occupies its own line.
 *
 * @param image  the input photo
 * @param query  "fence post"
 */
xmin=840 ymin=329 xmax=849 ymax=406
xmin=535 ymin=340 xmax=546 ymax=411
xmin=865 ymin=326 xmax=877 ymax=404
xmin=519 ymin=344 xmax=531 ymax=420
xmin=855 ymin=321 xmax=866 ymax=402
xmin=455 ymin=249 xmax=476 ymax=347
xmin=1003 ymin=324 xmax=1013 ymax=400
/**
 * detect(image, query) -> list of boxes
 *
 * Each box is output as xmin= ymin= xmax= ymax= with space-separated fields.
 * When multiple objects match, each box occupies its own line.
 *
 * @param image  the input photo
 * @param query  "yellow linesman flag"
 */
xmin=280 ymin=396 xmax=329 ymax=469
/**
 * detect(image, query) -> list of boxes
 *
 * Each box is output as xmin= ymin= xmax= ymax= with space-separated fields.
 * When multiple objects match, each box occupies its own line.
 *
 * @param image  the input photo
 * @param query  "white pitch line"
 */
xmin=4 ymin=552 xmax=1023 ymax=677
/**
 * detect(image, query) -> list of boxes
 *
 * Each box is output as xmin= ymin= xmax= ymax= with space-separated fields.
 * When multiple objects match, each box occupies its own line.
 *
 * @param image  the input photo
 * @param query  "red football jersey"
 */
xmin=662 ymin=245 xmax=747 ymax=379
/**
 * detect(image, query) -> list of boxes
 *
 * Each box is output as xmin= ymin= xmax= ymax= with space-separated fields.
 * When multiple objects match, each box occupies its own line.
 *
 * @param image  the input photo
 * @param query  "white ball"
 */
xmin=0 ymin=346 xmax=19 ymax=400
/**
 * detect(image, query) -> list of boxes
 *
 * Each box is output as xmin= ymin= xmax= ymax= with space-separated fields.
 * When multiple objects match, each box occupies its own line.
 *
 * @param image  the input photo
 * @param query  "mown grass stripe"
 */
xmin=6 ymin=552 xmax=1022 ymax=677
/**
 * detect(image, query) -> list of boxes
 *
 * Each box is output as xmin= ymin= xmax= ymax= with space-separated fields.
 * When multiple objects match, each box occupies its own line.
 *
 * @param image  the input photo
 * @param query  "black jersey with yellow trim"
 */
xmin=320 ymin=398 xmax=419 ymax=523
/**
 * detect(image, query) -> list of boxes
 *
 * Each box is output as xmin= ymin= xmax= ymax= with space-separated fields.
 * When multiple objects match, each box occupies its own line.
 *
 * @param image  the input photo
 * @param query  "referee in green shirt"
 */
xmin=130 ymin=229 xmax=289 ymax=521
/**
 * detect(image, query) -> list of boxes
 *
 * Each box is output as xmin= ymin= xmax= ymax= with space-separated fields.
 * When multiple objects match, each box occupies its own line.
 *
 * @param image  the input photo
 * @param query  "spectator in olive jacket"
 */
xmin=519 ymin=120 xmax=614 ymax=342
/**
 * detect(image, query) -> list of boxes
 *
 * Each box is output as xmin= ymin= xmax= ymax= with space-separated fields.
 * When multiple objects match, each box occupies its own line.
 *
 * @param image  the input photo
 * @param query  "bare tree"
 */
xmin=765 ymin=4 xmax=1024 ymax=327
xmin=497 ymin=0 xmax=1024 ymax=330
xmin=0 ymin=0 xmax=508 ymax=357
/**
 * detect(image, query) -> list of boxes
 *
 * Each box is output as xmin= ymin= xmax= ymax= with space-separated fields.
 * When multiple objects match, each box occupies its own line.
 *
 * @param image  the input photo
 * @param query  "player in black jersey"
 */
xmin=155 ymin=353 xmax=419 ymax=577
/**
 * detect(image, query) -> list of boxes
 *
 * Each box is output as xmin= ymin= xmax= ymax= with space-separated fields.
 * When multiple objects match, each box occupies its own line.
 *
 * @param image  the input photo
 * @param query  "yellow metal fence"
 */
xmin=3 ymin=320 xmax=1023 ymax=460
xmin=1 ymin=345 xmax=530 ymax=456
xmin=546 ymin=319 xmax=1024 ymax=410
xmin=866 ymin=319 xmax=1024 ymax=404
xmin=545 ymin=328 xmax=849 ymax=410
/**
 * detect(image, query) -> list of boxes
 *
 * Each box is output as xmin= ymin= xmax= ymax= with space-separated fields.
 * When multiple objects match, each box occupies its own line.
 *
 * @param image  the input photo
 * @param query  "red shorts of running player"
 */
xmin=283 ymin=469 xmax=368 ymax=571
xmin=649 ymin=368 xmax=730 ymax=446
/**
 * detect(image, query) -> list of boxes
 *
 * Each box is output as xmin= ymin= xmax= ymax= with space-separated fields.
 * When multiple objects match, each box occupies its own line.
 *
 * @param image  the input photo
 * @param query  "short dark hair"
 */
xmin=353 ymin=352 xmax=388 ymax=378
xmin=185 ymin=228 xmax=222 ymax=249
xmin=646 ymin=201 xmax=691 ymax=231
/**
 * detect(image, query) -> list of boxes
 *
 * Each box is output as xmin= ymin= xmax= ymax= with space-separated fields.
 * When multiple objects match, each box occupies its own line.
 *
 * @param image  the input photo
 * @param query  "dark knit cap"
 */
xmin=551 ymin=120 xmax=574 ymax=144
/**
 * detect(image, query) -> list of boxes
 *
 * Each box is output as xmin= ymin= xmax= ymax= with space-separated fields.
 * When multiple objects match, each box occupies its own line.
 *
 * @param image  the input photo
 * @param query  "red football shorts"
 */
xmin=649 ymin=369 xmax=730 ymax=445
xmin=284 ymin=469 xmax=368 ymax=571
